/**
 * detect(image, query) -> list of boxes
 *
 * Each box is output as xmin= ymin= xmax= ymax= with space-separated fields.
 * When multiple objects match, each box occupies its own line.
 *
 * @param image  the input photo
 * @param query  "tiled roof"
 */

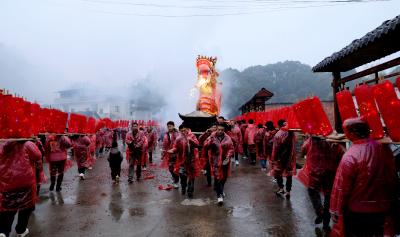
xmin=313 ymin=15 xmax=400 ymax=72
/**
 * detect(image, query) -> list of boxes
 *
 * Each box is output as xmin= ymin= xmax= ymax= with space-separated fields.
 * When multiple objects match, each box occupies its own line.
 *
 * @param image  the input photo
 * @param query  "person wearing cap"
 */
xmin=203 ymin=122 xmax=234 ymax=205
xmin=301 ymin=136 xmax=345 ymax=232
xmin=244 ymin=119 xmax=258 ymax=165
xmin=126 ymin=122 xmax=146 ymax=183
xmin=270 ymin=119 xmax=296 ymax=199
xmin=168 ymin=124 xmax=200 ymax=198
xmin=162 ymin=121 xmax=180 ymax=188
xmin=330 ymin=117 xmax=398 ymax=237
xmin=0 ymin=140 xmax=42 ymax=237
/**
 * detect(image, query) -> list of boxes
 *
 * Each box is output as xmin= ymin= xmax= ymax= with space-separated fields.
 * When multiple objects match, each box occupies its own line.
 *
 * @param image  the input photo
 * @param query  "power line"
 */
xmin=42 ymin=0 xmax=393 ymax=17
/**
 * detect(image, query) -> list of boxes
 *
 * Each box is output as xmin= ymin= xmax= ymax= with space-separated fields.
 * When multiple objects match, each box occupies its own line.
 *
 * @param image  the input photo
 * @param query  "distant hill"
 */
xmin=219 ymin=61 xmax=334 ymax=118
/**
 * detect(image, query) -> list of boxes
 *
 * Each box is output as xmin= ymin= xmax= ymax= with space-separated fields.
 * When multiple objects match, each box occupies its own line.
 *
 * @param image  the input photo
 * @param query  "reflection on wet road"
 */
xmin=28 ymin=148 xmax=318 ymax=237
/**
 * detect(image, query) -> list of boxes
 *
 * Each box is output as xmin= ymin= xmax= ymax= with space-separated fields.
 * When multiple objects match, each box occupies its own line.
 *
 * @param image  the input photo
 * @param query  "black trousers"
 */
xmin=308 ymin=188 xmax=331 ymax=228
xmin=249 ymin=152 xmax=257 ymax=164
xmin=344 ymin=211 xmax=385 ymax=237
xmin=205 ymin=161 xmax=212 ymax=186
xmin=149 ymin=151 xmax=153 ymax=163
xmin=78 ymin=167 xmax=87 ymax=174
xmin=276 ymin=175 xmax=292 ymax=192
xmin=168 ymin=156 xmax=179 ymax=183
xmin=214 ymin=179 xmax=227 ymax=197
xmin=111 ymin=166 xmax=121 ymax=180
xmin=180 ymin=174 xmax=194 ymax=195
xmin=234 ymin=151 xmax=239 ymax=161
xmin=129 ymin=158 xmax=141 ymax=181
xmin=243 ymin=144 xmax=248 ymax=157
xmin=0 ymin=208 xmax=34 ymax=236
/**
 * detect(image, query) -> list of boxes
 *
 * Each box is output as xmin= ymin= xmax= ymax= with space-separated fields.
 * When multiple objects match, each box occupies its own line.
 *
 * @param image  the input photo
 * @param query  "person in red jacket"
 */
xmin=0 ymin=141 xmax=42 ymax=237
xmin=270 ymin=119 xmax=296 ymax=199
xmin=88 ymin=134 xmax=96 ymax=170
xmin=228 ymin=120 xmax=242 ymax=166
xmin=45 ymin=134 xmax=72 ymax=191
xmin=199 ymin=123 xmax=217 ymax=187
xmin=72 ymin=135 xmax=91 ymax=180
xmin=330 ymin=118 xmax=398 ymax=237
xmin=240 ymin=120 xmax=248 ymax=159
xmin=245 ymin=119 xmax=258 ymax=165
xmin=145 ymin=126 xmax=157 ymax=164
xmin=203 ymin=123 xmax=234 ymax=205
xmin=255 ymin=123 xmax=267 ymax=171
xmin=162 ymin=121 xmax=180 ymax=188
xmin=168 ymin=124 xmax=200 ymax=198
xmin=126 ymin=122 xmax=146 ymax=183
xmin=301 ymin=136 xmax=345 ymax=232
xmin=264 ymin=121 xmax=277 ymax=169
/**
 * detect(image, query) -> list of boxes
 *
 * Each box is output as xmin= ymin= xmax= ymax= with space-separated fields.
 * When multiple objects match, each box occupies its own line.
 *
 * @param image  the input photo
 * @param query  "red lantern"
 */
xmin=354 ymin=84 xmax=384 ymax=139
xmin=336 ymin=90 xmax=358 ymax=124
xmin=293 ymin=97 xmax=332 ymax=136
xmin=373 ymin=80 xmax=400 ymax=141
xmin=396 ymin=76 xmax=400 ymax=91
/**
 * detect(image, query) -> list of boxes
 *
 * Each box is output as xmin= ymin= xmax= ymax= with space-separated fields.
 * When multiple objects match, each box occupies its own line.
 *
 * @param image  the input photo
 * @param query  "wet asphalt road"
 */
xmin=24 ymin=145 xmax=320 ymax=237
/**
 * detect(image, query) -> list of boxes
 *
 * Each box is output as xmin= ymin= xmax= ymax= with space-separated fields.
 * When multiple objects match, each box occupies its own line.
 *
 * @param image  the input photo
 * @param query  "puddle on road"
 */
xmin=227 ymin=206 xmax=252 ymax=218
xmin=180 ymin=198 xmax=211 ymax=206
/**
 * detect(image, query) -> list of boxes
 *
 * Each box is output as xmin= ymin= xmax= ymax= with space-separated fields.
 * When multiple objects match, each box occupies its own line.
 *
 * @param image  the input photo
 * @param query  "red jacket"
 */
xmin=45 ymin=135 xmax=72 ymax=162
xmin=264 ymin=129 xmax=277 ymax=160
xmin=170 ymin=132 xmax=200 ymax=178
xmin=330 ymin=138 xmax=397 ymax=216
xmin=299 ymin=137 xmax=344 ymax=190
xmin=145 ymin=129 xmax=157 ymax=151
xmin=240 ymin=124 xmax=248 ymax=144
xmin=0 ymin=141 xmax=42 ymax=212
xmin=244 ymin=124 xmax=257 ymax=145
xmin=126 ymin=131 xmax=146 ymax=161
xmin=255 ymin=127 xmax=266 ymax=160
xmin=269 ymin=129 xmax=297 ymax=177
xmin=228 ymin=125 xmax=243 ymax=153
xmin=162 ymin=129 xmax=179 ymax=161
xmin=203 ymin=133 xmax=234 ymax=180
xmin=73 ymin=136 xmax=91 ymax=169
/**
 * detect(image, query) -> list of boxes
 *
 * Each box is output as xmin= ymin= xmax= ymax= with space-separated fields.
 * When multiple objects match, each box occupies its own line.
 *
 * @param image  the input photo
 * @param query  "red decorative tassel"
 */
xmin=373 ymin=80 xmax=400 ymax=141
xmin=354 ymin=84 xmax=384 ymax=139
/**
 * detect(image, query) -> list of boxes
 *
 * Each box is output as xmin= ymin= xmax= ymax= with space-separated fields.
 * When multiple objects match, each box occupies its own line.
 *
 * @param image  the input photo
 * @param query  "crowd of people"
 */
xmin=0 ymin=116 xmax=399 ymax=237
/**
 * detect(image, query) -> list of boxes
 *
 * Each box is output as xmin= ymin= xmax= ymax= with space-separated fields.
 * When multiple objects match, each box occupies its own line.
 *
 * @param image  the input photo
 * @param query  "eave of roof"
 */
xmin=313 ymin=15 xmax=400 ymax=72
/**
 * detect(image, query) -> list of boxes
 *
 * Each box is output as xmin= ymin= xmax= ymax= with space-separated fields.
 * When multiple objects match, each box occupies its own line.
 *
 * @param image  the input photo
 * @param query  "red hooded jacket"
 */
xmin=0 ymin=141 xmax=42 ymax=212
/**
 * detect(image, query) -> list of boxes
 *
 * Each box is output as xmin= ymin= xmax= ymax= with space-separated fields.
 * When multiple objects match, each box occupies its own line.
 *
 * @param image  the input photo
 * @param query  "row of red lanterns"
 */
xmin=0 ymin=92 xmax=138 ymax=139
xmin=235 ymin=96 xmax=333 ymax=136
xmin=336 ymin=77 xmax=400 ymax=141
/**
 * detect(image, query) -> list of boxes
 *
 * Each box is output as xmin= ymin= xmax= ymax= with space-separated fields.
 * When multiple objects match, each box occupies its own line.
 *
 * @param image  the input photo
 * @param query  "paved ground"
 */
xmin=22 ymin=145 xmax=322 ymax=237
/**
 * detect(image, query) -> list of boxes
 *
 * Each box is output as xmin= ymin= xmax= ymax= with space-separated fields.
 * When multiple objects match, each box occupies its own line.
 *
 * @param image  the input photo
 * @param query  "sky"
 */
xmin=0 ymin=0 xmax=399 ymax=120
